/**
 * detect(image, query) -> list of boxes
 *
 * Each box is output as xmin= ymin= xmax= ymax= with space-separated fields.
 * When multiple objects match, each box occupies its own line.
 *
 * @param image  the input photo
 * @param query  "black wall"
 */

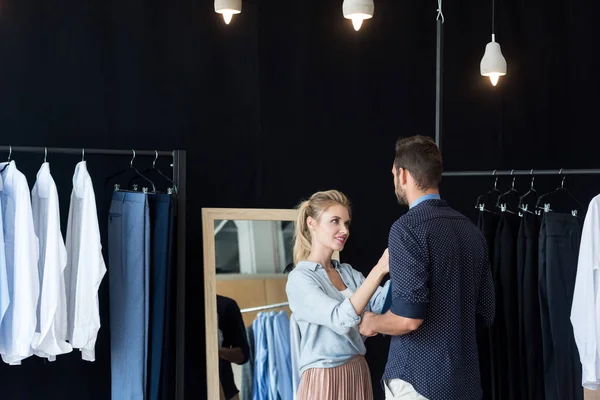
xmin=0 ymin=0 xmax=599 ymax=399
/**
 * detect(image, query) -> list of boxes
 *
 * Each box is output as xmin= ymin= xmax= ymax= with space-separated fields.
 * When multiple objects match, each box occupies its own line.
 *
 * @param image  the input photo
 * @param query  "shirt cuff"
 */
xmin=338 ymin=298 xmax=361 ymax=327
xmin=390 ymin=298 xmax=427 ymax=319
xmin=81 ymin=348 xmax=96 ymax=362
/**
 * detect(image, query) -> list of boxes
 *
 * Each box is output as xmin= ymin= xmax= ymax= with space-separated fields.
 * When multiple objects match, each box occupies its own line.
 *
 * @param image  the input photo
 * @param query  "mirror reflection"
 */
xmin=215 ymin=219 xmax=295 ymax=275
xmin=215 ymin=219 xmax=293 ymax=400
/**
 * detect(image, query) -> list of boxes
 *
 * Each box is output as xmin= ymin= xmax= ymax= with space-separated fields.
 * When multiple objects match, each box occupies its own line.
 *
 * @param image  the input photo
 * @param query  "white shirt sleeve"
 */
xmin=571 ymin=194 xmax=600 ymax=390
xmin=0 ymin=175 xmax=10 ymax=354
xmin=65 ymin=162 xmax=107 ymax=362
xmin=31 ymin=163 xmax=72 ymax=361
xmin=0 ymin=162 xmax=39 ymax=365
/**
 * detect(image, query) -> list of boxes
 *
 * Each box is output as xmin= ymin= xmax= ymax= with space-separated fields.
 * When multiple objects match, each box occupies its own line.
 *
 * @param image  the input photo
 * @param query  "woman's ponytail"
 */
xmin=293 ymin=200 xmax=312 ymax=265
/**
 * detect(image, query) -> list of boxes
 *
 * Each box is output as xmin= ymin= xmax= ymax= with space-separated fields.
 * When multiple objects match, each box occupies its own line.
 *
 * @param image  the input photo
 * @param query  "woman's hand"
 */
xmin=375 ymin=248 xmax=389 ymax=276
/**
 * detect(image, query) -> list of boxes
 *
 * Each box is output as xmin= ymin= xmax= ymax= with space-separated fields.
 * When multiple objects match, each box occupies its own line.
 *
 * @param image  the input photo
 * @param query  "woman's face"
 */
xmin=308 ymin=203 xmax=351 ymax=252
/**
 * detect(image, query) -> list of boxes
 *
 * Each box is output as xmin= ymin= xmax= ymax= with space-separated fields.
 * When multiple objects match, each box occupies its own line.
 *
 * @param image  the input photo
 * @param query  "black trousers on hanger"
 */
xmin=493 ymin=212 xmax=521 ymax=400
xmin=148 ymin=194 xmax=175 ymax=400
xmin=517 ymin=212 xmax=545 ymax=400
xmin=538 ymin=212 xmax=583 ymax=400
xmin=477 ymin=211 xmax=499 ymax=400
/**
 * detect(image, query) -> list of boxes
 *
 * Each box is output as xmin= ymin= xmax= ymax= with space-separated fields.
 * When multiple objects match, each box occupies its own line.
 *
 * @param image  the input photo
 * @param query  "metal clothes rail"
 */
xmin=0 ymin=146 xmax=173 ymax=158
xmin=443 ymin=168 xmax=600 ymax=177
xmin=240 ymin=302 xmax=289 ymax=313
xmin=0 ymin=145 xmax=187 ymax=400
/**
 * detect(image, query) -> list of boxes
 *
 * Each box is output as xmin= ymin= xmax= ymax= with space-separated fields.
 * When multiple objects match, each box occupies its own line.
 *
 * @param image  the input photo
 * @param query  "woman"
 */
xmin=286 ymin=189 xmax=390 ymax=400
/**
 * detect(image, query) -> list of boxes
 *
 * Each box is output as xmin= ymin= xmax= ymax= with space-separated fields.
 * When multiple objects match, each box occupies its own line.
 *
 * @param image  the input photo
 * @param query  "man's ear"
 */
xmin=399 ymin=168 xmax=408 ymax=186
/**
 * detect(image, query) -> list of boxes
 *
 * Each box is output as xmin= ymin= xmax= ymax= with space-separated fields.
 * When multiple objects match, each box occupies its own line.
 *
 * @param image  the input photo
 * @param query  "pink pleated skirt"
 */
xmin=296 ymin=356 xmax=373 ymax=400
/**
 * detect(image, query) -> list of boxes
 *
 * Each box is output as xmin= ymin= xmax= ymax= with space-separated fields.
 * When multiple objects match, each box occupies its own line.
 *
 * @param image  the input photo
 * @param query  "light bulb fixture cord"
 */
xmin=492 ymin=0 xmax=495 ymax=35
xmin=436 ymin=0 xmax=445 ymax=23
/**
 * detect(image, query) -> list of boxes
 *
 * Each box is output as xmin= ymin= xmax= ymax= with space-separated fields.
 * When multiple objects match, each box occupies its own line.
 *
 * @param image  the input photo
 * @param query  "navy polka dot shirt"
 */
xmin=383 ymin=199 xmax=495 ymax=400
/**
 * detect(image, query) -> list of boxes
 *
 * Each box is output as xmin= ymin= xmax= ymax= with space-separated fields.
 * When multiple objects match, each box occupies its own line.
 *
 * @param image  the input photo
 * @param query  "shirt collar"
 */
xmin=410 ymin=193 xmax=441 ymax=209
xmin=296 ymin=259 xmax=340 ymax=271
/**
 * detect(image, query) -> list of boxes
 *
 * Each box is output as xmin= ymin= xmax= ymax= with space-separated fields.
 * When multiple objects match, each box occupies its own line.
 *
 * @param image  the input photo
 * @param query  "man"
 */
xmin=359 ymin=135 xmax=495 ymax=400
xmin=217 ymin=295 xmax=250 ymax=400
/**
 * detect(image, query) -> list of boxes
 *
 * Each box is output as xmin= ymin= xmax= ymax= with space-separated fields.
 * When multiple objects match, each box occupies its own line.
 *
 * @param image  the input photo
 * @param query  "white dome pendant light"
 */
xmin=342 ymin=0 xmax=374 ymax=31
xmin=480 ymin=0 xmax=506 ymax=86
xmin=215 ymin=0 xmax=242 ymax=25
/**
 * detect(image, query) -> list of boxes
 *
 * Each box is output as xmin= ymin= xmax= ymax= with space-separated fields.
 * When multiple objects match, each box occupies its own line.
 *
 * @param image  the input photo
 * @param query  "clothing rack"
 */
xmin=0 ymin=146 xmax=173 ymax=158
xmin=443 ymin=168 xmax=600 ymax=177
xmin=0 ymin=145 xmax=187 ymax=400
xmin=240 ymin=302 xmax=289 ymax=313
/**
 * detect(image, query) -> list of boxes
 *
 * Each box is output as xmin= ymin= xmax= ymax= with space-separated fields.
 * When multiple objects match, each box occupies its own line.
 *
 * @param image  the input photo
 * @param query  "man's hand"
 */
xmin=359 ymin=311 xmax=379 ymax=337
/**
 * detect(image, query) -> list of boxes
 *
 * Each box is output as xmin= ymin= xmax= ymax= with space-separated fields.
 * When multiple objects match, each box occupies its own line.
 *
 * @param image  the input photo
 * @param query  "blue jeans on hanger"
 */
xmin=108 ymin=191 xmax=150 ymax=400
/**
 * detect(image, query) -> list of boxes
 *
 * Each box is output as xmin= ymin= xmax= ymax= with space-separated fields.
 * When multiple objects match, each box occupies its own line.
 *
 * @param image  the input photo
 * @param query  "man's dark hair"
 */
xmin=394 ymin=135 xmax=443 ymax=190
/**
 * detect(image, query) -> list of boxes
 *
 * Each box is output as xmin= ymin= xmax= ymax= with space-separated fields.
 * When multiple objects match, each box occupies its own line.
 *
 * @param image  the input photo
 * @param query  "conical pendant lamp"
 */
xmin=480 ymin=34 xmax=506 ymax=86
xmin=342 ymin=0 xmax=374 ymax=31
xmin=215 ymin=0 xmax=241 ymax=25
xmin=480 ymin=0 xmax=506 ymax=86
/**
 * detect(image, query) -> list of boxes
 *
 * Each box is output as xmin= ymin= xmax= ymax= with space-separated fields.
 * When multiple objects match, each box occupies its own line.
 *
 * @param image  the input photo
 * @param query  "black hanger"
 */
xmin=127 ymin=150 xmax=177 ymax=194
xmin=517 ymin=170 xmax=538 ymax=215
xmin=0 ymin=146 xmax=12 ymax=174
xmin=475 ymin=170 xmax=501 ymax=213
xmin=535 ymin=170 xmax=584 ymax=216
xmin=104 ymin=149 xmax=157 ymax=193
xmin=495 ymin=170 xmax=520 ymax=214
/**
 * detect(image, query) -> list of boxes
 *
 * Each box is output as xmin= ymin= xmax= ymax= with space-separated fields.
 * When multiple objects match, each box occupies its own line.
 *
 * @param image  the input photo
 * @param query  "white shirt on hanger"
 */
xmin=0 ymin=168 xmax=10 ymax=354
xmin=571 ymin=193 xmax=600 ymax=390
xmin=0 ymin=161 xmax=40 ymax=365
xmin=64 ymin=161 xmax=106 ymax=362
xmin=31 ymin=162 xmax=73 ymax=361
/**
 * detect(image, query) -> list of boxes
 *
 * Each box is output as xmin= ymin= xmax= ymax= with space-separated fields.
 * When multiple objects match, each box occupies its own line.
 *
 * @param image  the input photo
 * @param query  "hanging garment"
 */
xmin=476 ymin=211 xmax=499 ymax=400
xmin=253 ymin=313 xmax=269 ymax=400
xmin=147 ymin=193 xmax=174 ymax=400
xmin=108 ymin=191 xmax=150 ymax=400
xmin=539 ymin=212 xmax=583 ymax=400
xmin=64 ymin=161 xmax=107 ymax=361
xmin=516 ymin=212 xmax=544 ymax=400
xmin=492 ymin=212 xmax=521 ymax=399
xmin=31 ymin=162 xmax=73 ymax=360
xmin=160 ymin=196 xmax=176 ymax=400
xmin=0 ymin=169 xmax=9 ymax=357
xmin=264 ymin=312 xmax=278 ymax=400
xmin=273 ymin=311 xmax=293 ymax=400
xmin=0 ymin=161 xmax=39 ymax=365
xmin=241 ymin=324 xmax=256 ymax=400
xmin=571 ymin=194 xmax=600 ymax=390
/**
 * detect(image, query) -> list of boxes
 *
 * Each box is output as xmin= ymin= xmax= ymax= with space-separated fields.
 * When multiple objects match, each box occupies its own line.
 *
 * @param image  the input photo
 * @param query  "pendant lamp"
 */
xmin=215 ymin=0 xmax=241 ymax=25
xmin=480 ymin=0 xmax=506 ymax=86
xmin=342 ymin=0 xmax=374 ymax=31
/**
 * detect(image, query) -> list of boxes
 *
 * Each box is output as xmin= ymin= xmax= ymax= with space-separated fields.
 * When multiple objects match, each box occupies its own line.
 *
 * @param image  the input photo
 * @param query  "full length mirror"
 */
xmin=202 ymin=208 xmax=339 ymax=400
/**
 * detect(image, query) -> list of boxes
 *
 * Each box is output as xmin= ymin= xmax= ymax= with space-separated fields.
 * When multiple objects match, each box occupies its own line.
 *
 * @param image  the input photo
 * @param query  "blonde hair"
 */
xmin=293 ymin=190 xmax=352 ymax=265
